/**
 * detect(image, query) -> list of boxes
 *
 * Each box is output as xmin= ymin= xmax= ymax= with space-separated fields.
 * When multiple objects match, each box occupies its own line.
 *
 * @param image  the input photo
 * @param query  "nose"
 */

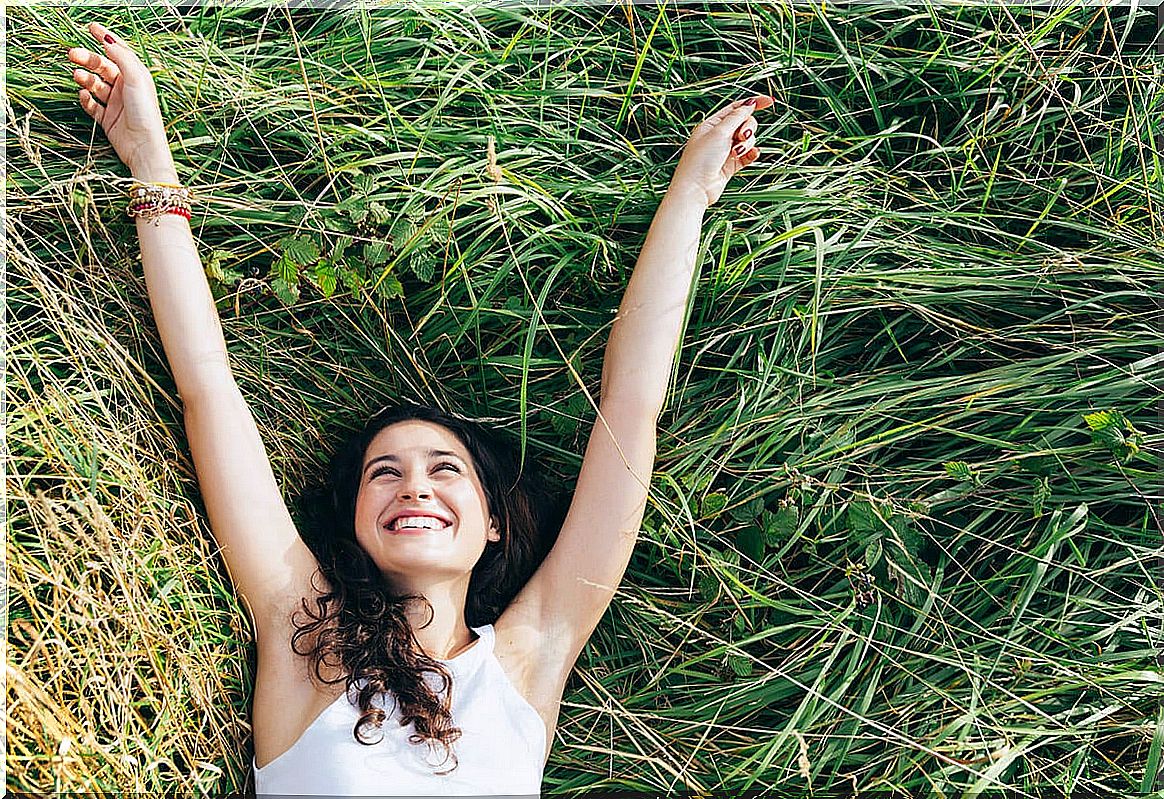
xmin=396 ymin=472 xmax=433 ymax=501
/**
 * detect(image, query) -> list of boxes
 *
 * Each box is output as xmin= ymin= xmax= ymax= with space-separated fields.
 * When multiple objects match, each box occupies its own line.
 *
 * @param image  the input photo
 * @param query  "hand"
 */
xmin=67 ymin=22 xmax=176 ymax=179
xmin=668 ymin=96 xmax=771 ymax=207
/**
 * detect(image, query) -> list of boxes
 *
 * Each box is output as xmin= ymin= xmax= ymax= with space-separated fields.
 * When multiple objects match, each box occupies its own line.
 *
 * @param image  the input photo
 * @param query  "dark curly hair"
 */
xmin=290 ymin=403 xmax=564 ymax=772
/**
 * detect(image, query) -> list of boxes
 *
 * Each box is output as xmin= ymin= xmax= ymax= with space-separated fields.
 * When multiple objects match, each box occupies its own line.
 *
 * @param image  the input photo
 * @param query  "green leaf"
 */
xmin=886 ymin=525 xmax=930 ymax=603
xmin=567 ymin=393 xmax=589 ymax=427
xmin=280 ymin=234 xmax=320 ymax=265
xmin=70 ymin=186 xmax=91 ymax=213
xmin=270 ymin=276 xmax=299 ymax=305
xmin=272 ymin=252 xmax=298 ymax=284
xmin=891 ymin=514 xmax=923 ymax=560
xmin=943 ymin=461 xmax=975 ymax=482
xmin=1082 ymin=409 xmax=1120 ymax=432
xmin=727 ymin=653 xmax=753 ymax=677
xmin=426 ymin=216 xmax=450 ymax=242
xmin=886 ymin=556 xmax=927 ymax=606
xmin=205 ymin=249 xmax=228 ymax=282
xmin=364 ymin=240 xmax=390 ymax=266
xmin=728 ymin=498 xmax=756 ymax=523
xmin=314 ymin=262 xmax=337 ymax=298
xmin=353 ymin=173 xmax=376 ymax=195
xmin=219 ymin=267 xmax=243 ymax=286
xmin=1092 ymin=425 xmax=1125 ymax=449
xmin=339 ymin=197 xmax=369 ymax=224
xmin=763 ymin=505 xmax=799 ymax=546
xmin=701 ymin=492 xmax=728 ymax=517
xmin=410 ymin=249 xmax=437 ymax=282
xmin=736 ymin=526 xmax=766 ymax=563
xmin=372 ymin=270 xmax=404 ymax=301
xmin=1032 ymin=475 xmax=1051 ymax=518
xmin=339 ymin=265 xmax=363 ymax=297
xmin=848 ymin=501 xmax=879 ymax=535
xmin=368 ymin=201 xmax=392 ymax=226
xmin=1019 ymin=455 xmax=1057 ymax=476
xmin=389 ymin=217 xmax=417 ymax=248
xmin=698 ymin=574 xmax=719 ymax=601
xmin=550 ymin=395 xmax=583 ymax=437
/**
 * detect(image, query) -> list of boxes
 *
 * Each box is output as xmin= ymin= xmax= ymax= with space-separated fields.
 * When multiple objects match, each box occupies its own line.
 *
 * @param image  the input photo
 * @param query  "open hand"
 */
xmin=669 ymin=96 xmax=771 ymax=207
xmin=67 ymin=22 xmax=174 ymax=177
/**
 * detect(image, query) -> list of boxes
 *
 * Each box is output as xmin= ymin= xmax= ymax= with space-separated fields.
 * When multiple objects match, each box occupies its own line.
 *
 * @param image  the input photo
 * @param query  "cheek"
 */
xmin=453 ymin=479 xmax=491 ymax=519
xmin=353 ymin=482 xmax=382 ymax=528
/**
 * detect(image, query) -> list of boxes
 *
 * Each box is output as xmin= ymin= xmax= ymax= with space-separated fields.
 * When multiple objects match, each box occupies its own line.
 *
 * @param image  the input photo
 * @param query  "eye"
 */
xmin=369 ymin=465 xmax=399 ymax=480
xmin=434 ymin=462 xmax=461 ymax=474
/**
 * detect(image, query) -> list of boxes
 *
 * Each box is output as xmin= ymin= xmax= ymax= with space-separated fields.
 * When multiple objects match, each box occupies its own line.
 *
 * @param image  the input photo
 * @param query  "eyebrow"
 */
xmin=362 ymin=449 xmax=465 ymax=476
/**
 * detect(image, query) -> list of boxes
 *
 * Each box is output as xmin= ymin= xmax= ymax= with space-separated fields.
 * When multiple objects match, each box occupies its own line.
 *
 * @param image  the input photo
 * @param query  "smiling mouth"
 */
xmin=384 ymin=517 xmax=453 ymax=533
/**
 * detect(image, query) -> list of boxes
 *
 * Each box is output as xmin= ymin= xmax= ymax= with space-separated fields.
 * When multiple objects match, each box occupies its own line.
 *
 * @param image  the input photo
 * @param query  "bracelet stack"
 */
xmin=126 ymin=181 xmax=193 ymax=224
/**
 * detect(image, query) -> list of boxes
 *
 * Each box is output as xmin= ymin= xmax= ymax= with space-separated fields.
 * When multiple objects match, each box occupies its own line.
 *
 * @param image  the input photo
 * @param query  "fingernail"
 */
xmin=104 ymin=34 xmax=114 ymax=44
xmin=742 ymin=129 xmax=753 ymax=140
xmin=744 ymin=98 xmax=756 ymax=106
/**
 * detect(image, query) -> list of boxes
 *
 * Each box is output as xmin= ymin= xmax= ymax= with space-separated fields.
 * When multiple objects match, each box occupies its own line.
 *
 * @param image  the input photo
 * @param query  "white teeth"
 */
xmin=390 ymin=516 xmax=448 ymax=531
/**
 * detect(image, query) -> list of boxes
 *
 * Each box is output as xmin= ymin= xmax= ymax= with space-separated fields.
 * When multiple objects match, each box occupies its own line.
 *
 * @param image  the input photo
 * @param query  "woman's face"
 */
xmin=353 ymin=420 xmax=499 ymax=586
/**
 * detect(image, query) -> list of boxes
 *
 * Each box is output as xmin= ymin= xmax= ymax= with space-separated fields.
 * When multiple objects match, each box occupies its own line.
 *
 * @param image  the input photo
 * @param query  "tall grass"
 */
xmin=7 ymin=2 xmax=1162 ymax=795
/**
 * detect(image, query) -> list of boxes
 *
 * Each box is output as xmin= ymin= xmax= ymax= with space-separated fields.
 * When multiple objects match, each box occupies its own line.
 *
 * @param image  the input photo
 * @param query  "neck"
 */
xmin=392 ymin=573 xmax=477 ymax=660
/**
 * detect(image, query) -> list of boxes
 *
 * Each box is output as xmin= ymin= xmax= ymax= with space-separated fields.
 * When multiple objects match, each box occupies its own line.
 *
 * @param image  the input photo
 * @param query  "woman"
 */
xmin=67 ymin=20 xmax=767 ymax=795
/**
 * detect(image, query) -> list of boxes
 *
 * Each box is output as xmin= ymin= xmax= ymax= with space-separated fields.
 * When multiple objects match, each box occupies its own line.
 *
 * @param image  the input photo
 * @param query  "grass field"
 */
xmin=6 ymin=2 xmax=1163 ymax=795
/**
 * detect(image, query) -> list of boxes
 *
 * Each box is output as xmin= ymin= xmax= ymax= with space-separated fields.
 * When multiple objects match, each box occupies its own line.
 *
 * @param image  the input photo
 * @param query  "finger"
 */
xmin=67 ymin=47 xmax=122 ymax=84
xmin=739 ymin=147 xmax=760 ymax=168
xmin=78 ymin=88 xmax=105 ymax=124
xmin=89 ymin=22 xmax=146 ymax=77
xmin=733 ymin=118 xmax=758 ymax=142
xmin=72 ymin=68 xmax=112 ymax=104
xmin=732 ymin=135 xmax=759 ymax=157
xmin=712 ymin=103 xmax=760 ymax=143
xmin=704 ymin=98 xmax=752 ymax=128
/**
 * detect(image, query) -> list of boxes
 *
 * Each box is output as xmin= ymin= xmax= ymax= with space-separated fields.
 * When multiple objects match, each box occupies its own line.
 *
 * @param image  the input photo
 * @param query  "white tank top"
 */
xmin=253 ymin=624 xmax=545 ymax=796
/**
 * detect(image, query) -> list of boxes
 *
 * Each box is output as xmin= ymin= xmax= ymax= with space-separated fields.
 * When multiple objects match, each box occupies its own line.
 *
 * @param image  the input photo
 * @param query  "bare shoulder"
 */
xmin=251 ymin=579 xmax=348 ymax=769
xmin=492 ymin=594 xmax=578 ymax=756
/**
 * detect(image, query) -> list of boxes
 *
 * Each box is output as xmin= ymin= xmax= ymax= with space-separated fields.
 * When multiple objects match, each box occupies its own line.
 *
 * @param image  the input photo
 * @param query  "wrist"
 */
xmin=130 ymin=150 xmax=179 ymax=184
xmin=664 ymin=179 xmax=711 ymax=211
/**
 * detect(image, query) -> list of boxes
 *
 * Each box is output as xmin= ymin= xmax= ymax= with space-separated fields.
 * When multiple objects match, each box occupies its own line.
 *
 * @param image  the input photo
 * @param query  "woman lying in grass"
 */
xmin=68 ymin=20 xmax=768 ymax=796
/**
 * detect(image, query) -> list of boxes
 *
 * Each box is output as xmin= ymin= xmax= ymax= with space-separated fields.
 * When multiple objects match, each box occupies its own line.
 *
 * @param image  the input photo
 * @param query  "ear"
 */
xmin=487 ymin=516 xmax=501 ymax=543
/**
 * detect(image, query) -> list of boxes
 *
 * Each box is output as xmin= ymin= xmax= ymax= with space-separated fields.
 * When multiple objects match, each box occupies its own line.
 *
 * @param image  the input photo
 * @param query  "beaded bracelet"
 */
xmin=127 ymin=181 xmax=193 ymax=224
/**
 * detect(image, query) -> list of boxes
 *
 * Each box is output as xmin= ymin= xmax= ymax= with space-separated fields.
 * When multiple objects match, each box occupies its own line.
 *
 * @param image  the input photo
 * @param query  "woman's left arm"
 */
xmin=498 ymin=98 xmax=768 ymax=677
xmin=600 ymin=98 xmax=763 ymax=409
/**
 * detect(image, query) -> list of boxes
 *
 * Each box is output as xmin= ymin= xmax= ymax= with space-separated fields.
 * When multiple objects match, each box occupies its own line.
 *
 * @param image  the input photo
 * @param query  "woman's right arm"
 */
xmin=68 ymin=22 xmax=322 ymax=639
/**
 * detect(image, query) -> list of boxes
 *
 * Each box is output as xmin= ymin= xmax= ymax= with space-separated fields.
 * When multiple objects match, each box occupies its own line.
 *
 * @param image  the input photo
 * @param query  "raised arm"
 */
xmin=67 ymin=23 xmax=321 ymax=640
xmin=498 ymin=98 xmax=768 ymax=680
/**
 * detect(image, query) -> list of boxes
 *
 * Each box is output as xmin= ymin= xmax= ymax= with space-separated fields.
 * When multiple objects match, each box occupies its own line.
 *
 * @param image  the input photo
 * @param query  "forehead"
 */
xmin=364 ymin=420 xmax=470 ymax=460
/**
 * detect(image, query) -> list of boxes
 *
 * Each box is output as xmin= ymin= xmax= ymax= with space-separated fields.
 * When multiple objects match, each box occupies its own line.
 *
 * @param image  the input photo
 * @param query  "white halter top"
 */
xmin=253 ymin=624 xmax=545 ymax=796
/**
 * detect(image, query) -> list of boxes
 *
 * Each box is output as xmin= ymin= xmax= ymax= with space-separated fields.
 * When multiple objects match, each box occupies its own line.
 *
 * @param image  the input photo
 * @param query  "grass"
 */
xmin=6 ymin=1 xmax=1162 ymax=795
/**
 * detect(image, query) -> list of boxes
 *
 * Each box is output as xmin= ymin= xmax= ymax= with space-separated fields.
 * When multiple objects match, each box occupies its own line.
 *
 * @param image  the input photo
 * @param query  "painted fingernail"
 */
xmin=742 ymin=129 xmax=753 ymax=140
xmin=744 ymin=98 xmax=756 ymax=106
xmin=104 ymin=34 xmax=114 ymax=44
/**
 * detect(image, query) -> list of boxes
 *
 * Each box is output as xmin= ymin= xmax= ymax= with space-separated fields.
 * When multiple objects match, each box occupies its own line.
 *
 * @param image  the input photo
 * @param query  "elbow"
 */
xmin=597 ymin=389 xmax=664 ymax=423
xmin=599 ymin=370 xmax=665 ymax=419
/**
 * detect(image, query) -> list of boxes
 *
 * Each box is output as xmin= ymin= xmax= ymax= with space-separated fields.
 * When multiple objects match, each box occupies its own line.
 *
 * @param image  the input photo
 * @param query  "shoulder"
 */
xmin=489 ymin=611 xmax=575 ymax=707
